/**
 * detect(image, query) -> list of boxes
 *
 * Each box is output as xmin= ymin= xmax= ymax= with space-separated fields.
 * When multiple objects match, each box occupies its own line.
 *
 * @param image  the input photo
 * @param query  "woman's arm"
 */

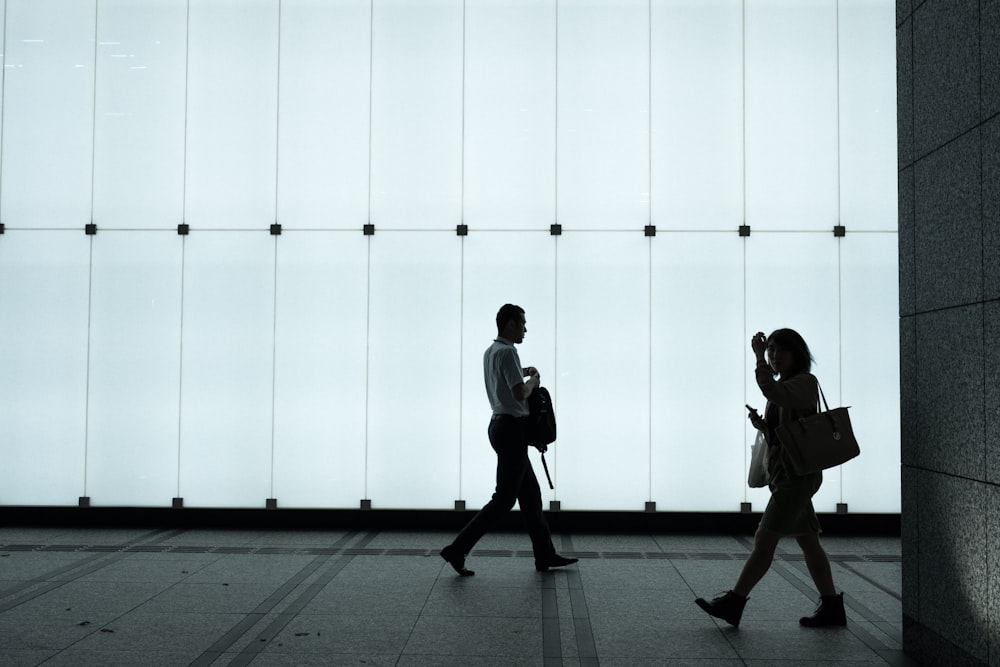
xmin=755 ymin=367 xmax=818 ymax=409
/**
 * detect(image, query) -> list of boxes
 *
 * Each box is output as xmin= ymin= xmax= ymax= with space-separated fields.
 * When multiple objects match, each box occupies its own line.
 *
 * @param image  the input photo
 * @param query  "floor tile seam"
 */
xmin=80 ymin=560 xmax=330 ymax=641
xmin=0 ymin=552 xmax=113 ymax=606
xmin=876 ymin=647 xmax=923 ymax=666
xmin=540 ymin=577 xmax=563 ymax=663
xmin=0 ymin=578 xmax=85 ymax=615
xmin=404 ymin=609 xmax=548 ymax=619
xmin=240 ymin=530 xmax=373 ymax=619
xmin=864 ymin=623 xmax=903 ymax=651
xmin=217 ymin=530 xmax=380 ymax=665
xmin=770 ymin=560 xmax=895 ymax=657
xmin=186 ymin=529 xmax=367 ymax=667
xmin=841 ymin=609 xmax=905 ymax=647
xmin=842 ymin=596 xmax=906 ymax=633
xmin=18 ymin=549 xmax=231 ymax=665
xmin=6 ymin=544 xmax=356 ymax=555
xmin=770 ymin=558 xmax=840 ymax=603
xmin=731 ymin=535 xmax=902 ymax=564
xmin=0 ymin=527 xmax=183 ymax=551
xmin=0 ymin=547 xmax=176 ymax=615
xmin=837 ymin=616 xmax=907 ymax=662
xmin=0 ymin=528 xmax=185 ymax=606
xmin=42 ymin=582 xmax=235 ymax=661
xmin=785 ymin=560 xmax=902 ymax=629
xmin=398 ymin=557 xmax=459 ymax=661
xmin=651 ymin=550 xmax=702 ymax=603
xmin=0 ymin=546 xmax=905 ymax=566
xmin=658 ymin=604 xmax=749 ymax=663
xmin=99 ymin=552 xmax=240 ymax=607
xmin=836 ymin=560 xmax=904 ymax=601
xmin=806 ymin=604 xmax=904 ymax=652
xmin=182 ymin=613 xmax=275 ymax=667
xmin=224 ymin=555 xmax=360 ymax=667
xmin=871 ymin=620 xmax=904 ymax=646
xmin=561 ymin=535 xmax=599 ymax=661
xmin=182 ymin=564 xmax=332 ymax=666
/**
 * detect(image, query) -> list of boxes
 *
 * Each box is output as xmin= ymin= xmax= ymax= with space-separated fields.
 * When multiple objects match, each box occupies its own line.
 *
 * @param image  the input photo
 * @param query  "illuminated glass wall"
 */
xmin=0 ymin=0 xmax=898 ymax=512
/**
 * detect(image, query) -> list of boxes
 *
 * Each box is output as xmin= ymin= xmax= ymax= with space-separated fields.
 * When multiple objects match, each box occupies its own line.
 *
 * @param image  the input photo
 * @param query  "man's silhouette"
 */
xmin=440 ymin=304 xmax=577 ymax=576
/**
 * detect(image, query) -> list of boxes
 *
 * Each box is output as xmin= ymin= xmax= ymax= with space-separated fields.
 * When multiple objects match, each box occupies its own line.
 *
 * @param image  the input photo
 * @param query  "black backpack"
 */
xmin=526 ymin=386 xmax=557 ymax=449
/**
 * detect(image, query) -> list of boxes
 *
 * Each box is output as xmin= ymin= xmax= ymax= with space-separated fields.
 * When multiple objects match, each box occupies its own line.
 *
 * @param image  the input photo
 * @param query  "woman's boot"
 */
xmin=695 ymin=590 xmax=747 ymax=627
xmin=800 ymin=592 xmax=847 ymax=627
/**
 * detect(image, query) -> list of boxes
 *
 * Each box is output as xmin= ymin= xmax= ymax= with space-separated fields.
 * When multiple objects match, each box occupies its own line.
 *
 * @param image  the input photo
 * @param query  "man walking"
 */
xmin=440 ymin=304 xmax=578 ymax=576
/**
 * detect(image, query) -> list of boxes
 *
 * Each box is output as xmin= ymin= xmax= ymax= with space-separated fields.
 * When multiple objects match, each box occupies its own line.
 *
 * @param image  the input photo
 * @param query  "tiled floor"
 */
xmin=0 ymin=527 xmax=914 ymax=666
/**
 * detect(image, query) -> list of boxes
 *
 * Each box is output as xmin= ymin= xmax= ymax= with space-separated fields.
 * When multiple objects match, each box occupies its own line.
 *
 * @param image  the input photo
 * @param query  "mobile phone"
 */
xmin=745 ymin=404 xmax=759 ymax=415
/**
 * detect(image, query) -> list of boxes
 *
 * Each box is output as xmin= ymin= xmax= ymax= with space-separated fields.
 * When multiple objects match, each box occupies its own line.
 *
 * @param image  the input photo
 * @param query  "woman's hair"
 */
xmin=767 ymin=328 xmax=815 ymax=377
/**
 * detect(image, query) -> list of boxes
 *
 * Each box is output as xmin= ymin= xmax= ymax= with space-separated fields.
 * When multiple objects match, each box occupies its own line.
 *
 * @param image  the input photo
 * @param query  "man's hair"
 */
xmin=496 ymin=304 xmax=525 ymax=332
xmin=766 ymin=328 xmax=815 ymax=377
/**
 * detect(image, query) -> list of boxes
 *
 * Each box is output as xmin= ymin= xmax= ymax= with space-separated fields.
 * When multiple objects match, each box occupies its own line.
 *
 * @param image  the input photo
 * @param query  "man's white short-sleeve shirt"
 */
xmin=483 ymin=337 xmax=528 ymax=417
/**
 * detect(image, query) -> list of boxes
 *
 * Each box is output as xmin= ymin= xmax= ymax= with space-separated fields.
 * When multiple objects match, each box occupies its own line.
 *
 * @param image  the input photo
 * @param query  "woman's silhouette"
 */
xmin=695 ymin=329 xmax=846 ymax=628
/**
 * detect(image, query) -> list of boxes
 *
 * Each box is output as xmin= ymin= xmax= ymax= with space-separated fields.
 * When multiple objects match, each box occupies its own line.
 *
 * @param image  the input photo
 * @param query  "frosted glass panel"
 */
xmin=272 ymin=233 xmax=368 ymax=508
xmin=185 ymin=0 xmax=279 ymax=229
xmin=92 ymin=0 xmax=187 ymax=229
xmin=558 ymin=0 xmax=649 ymax=230
xmin=650 ymin=234 xmax=746 ymax=511
xmin=0 ymin=232 xmax=90 ymax=504
xmin=277 ymin=0 xmax=370 ymax=229
xmin=0 ymin=8 xmax=4 ymax=165
xmin=0 ymin=0 xmax=901 ymax=512
xmin=178 ymin=234 xmax=276 ymax=507
xmin=87 ymin=232 xmax=182 ymax=506
xmin=556 ymin=233 xmax=649 ymax=509
xmin=370 ymin=0 xmax=462 ymax=228
xmin=746 ymin=232 xmax=841 ymax=511
xmin=839 ymin=0 xmax=898 ymax=230
xmin=1 ymin=0 xmax=96 ymax=228
xmin=840 ymin=233 xmax=900 ymax=511
xmin=464 ymin=0 xmax=556 ymax=230
xmin=651 ymin=0 xmax=742 ymax=230
xmin=745 ymin=0 xmax=839 ymax=230
xmin=461 ymin=232 xmax=556 ymax=507
xmin=367 ymin=233 xmax=462 ymax=508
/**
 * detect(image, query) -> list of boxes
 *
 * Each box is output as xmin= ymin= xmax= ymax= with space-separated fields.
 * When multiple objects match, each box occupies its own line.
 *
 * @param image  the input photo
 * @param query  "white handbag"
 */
xmin=747 ymin=430 xmax=769 ymax=488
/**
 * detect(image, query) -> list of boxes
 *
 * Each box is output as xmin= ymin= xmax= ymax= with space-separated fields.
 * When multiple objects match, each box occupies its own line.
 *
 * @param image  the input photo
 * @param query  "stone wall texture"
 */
xmin=898 ymin=0 xmax=1000 ymax=664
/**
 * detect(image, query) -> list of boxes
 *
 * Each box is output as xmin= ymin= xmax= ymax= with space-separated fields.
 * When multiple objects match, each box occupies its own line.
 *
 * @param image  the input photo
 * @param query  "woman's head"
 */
xmin=766 ymin=328 xmax=814 ymax=378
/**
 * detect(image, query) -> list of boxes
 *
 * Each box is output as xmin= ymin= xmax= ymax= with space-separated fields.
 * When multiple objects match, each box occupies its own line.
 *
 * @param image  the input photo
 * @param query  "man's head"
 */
xmin=496 ymin=304 xmax=526 ymax=344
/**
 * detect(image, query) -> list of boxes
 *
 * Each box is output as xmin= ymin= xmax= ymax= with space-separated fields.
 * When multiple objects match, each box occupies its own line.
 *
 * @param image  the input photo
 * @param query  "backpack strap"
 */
xmin=540 ymin=453 xmax=554 ymax=490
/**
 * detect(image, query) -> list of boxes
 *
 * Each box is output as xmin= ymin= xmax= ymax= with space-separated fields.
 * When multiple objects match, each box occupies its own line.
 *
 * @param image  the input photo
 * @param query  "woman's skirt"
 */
xmin=761 ymin=470 xmax=823 ymax=536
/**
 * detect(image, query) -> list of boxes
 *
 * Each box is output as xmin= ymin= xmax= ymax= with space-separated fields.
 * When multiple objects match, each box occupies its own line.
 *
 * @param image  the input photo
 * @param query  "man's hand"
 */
xmin=513 ymin=367 xmax=540 ymax=401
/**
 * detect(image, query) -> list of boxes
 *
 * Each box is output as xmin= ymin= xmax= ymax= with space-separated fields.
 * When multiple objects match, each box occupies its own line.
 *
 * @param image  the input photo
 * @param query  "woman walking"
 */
xmin=695 ymin=329 xmax=846 ymax=628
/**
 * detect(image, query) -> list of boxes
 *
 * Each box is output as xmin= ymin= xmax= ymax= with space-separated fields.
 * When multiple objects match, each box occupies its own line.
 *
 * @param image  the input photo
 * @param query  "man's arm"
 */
xmin=512 ymin=369 xmax=540 ymax=400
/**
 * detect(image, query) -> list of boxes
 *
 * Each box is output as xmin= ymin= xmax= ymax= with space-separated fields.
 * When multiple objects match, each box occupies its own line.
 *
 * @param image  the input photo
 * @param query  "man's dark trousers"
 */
xmin=450 ymin=415 xmax=557 ymax=560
